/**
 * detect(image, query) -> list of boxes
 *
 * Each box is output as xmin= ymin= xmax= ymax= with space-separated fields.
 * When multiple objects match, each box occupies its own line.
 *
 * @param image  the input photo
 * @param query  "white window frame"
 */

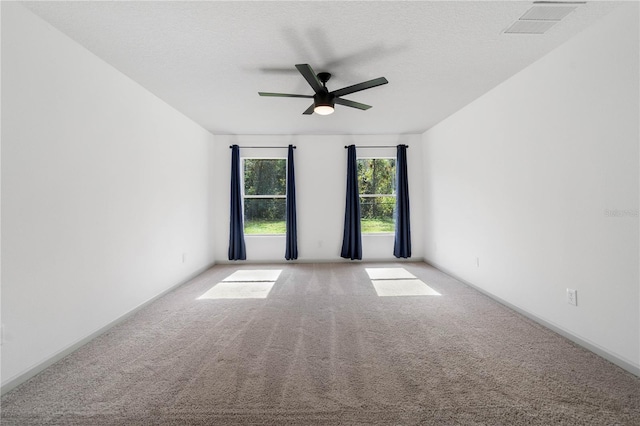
xmin=241 ymin=157 xmax=287 ymax=236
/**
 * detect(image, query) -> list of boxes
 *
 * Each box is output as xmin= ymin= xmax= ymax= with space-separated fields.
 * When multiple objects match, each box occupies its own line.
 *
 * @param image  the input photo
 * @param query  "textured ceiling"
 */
xmin=22 ymin=1 xmax=620 ymax=135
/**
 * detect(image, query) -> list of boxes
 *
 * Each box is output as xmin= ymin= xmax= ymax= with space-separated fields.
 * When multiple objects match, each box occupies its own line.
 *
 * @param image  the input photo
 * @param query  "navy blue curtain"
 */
xmin=285 ymin=145 xmax=298 ymax=260
xmin=394 ymin=144 xmax=411 ymax=258
xmin=341 ymin=145 xmax=362 ymax=260
xmin=228 ymin=145 xmax=246 ymax=260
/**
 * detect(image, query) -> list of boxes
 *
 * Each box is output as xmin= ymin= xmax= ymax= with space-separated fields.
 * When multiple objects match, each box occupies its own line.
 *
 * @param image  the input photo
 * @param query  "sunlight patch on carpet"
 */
xmin=365 ymin=267 xmax=417 ymax=280
xmin=198 ymin=269 xmax=282 ymax=299
xmin=222 ymin=269 xmax=282 ymax=282
xmin=197 ymin=281 xmax=276 ymax=299
xmin=372 ymin=279 xmax=441 ymax=297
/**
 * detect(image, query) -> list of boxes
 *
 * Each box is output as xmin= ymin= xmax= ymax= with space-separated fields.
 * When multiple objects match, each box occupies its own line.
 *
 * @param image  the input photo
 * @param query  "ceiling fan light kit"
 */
xmin=314 ymin=104 xmax=335 ymax=115
xmin=259 ymin=64 xmax=388 ymax=115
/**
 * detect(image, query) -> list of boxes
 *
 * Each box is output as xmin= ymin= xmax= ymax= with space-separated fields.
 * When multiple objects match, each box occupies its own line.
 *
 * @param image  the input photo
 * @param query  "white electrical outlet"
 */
xmin=567 ymin=288 xmax=577 ymax=306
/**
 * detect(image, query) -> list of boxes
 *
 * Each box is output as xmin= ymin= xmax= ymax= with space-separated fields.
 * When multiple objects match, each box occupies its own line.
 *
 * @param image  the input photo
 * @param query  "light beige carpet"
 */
xmin=2 ymin=262 xmax=639 ymax=425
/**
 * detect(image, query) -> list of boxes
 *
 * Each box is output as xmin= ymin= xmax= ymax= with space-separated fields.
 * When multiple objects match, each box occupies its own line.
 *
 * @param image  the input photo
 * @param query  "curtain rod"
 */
xmin=229 ymin=145 xmax=296 ymax=149
xmin=344 ymin=145 xmax=408 ymax=149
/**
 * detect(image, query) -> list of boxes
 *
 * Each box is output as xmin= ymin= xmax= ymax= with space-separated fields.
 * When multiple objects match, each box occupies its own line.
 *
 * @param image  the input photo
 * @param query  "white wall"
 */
xmin=1 ymin=3 xmax=215 ymax=388
xmin=422 ymin=4 xmax=639 ymax=371
xmin=213 ymin=134 xmax=423 ymax=262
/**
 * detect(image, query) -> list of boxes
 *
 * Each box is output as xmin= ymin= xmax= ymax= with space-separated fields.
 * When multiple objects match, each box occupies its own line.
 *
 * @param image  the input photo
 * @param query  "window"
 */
xmin=243 ymin=158 xmax=286 ymax=235
xmin=357 ymin=158 xmax=396 ymax=233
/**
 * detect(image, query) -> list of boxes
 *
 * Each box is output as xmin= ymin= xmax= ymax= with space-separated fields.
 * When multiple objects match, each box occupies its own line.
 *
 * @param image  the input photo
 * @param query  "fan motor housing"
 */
xmin=314 ymin=91 xmax=335 ymax=109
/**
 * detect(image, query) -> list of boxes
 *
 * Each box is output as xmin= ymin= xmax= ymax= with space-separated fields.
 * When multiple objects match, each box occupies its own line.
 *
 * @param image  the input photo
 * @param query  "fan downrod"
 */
xmin=317 ymin=72 xmax=331 ymax=87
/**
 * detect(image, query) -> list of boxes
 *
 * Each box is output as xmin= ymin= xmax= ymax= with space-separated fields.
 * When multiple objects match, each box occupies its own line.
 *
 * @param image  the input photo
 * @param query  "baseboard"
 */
xmin=215 ymin=257 xmax=426 ymax=265
xmin=0 ymin=262 xmax=215 ymax=396
xmin=425 ymin=260 xmax=640 ymax=378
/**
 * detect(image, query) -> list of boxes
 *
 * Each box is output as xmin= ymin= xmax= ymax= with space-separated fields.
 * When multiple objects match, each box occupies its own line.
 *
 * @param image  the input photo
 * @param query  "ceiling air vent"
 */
xmin=520 ymin=5 xmax=578 ymax=21
xmin=505 ymin=20 xmax=558 ymax=34
xmin=504 ymin=2 xmax=583 ymax=35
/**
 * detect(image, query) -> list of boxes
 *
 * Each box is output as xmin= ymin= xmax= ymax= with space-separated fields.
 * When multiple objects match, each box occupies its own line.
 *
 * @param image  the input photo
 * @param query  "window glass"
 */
xmin=357 ymin=158 xmax=396 ymax=233
xmin=243 ymin=159 xmax=286 ymax=234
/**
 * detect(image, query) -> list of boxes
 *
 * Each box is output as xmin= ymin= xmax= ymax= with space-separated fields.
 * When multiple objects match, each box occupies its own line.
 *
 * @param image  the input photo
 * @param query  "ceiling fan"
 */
xmin=259 ymin=64 xmax=388 ymax=115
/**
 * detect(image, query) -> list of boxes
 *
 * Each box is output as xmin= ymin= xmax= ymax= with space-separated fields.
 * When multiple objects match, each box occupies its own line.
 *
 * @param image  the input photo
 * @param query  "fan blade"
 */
xmin=302 ymin=103 xmax=315 ymax=115
xmin=295 ymin=64 xmax=324 ymax=93
xmin=330 ymin=77 xmax=388 ymax=97
xmin=334 ymin=97 xmax=372 ymax=111
xmin=259 ymin=92 xmax=313 ymax=98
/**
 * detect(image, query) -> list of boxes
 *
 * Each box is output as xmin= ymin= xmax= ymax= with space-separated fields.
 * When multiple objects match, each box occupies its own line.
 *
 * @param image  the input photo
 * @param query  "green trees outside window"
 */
xmin=243 ymin=159 xmax=286 ymax=234
xmin=358 ymin=158 xmax=396 ymax=233
xmin=242 ymin=157 xmax=395 ymax=235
